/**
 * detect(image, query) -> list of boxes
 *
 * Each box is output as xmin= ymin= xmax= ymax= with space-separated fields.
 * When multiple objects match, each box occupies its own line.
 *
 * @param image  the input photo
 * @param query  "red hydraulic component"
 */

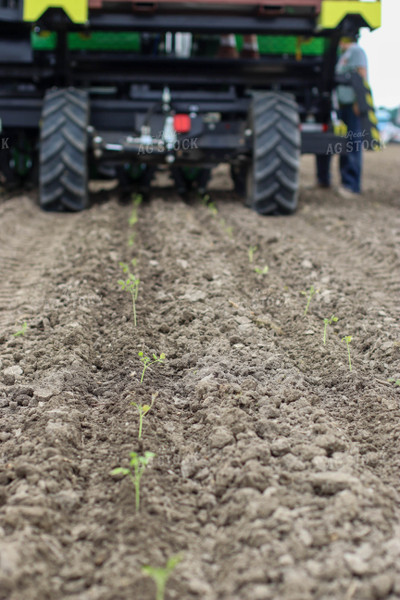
xmin=173 ymin=114 xmax=191 ymax=133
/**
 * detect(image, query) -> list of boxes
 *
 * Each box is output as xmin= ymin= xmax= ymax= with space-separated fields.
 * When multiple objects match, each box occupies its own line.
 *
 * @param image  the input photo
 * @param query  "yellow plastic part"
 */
xmin=370 ymin=126 xmax=381 ymax=151
xmin=368 ymin=109 xmax=378 ymax=125
xmin=365 ymin=92 xmax=374 ymax=107
xmin=23 ymin=0 xmax=88 ymax=24
xmin=319 ymin=1 xmax=381 ymax=30
xmin=333 ymin=120 xmax=348 ymax=137
xmin=371 ymin=127 xmax=380 ymax=141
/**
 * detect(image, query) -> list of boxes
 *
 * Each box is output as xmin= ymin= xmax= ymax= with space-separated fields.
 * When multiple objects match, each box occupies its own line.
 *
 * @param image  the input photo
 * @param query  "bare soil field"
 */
xmin=0 ymin=146 xmax=400 ymax=600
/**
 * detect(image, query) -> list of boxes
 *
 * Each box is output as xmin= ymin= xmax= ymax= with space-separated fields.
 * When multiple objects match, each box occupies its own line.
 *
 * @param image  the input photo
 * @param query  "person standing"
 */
xmin=316 ymin=35 xmax=368 ymax=197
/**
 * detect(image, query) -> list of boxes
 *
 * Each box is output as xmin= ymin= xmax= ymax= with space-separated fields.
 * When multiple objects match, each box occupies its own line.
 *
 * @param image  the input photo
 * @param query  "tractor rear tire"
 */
xmin=40 ymin=88 xmax=89 ymax=211
xmin=248 ymin=92 xmax=300 ymax=215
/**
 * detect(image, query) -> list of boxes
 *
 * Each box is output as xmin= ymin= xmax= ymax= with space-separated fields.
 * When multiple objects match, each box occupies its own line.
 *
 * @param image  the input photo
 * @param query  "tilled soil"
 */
xmin=0 ymin=146 xmax=400 ymax=600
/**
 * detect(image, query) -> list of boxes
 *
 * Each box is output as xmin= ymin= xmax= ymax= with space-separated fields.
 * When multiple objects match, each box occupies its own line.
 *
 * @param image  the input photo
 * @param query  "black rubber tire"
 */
xmin=248 ymin=92 xmax=300 ymax=215
xmin=39 ymin=88 xmax=89 ymax=211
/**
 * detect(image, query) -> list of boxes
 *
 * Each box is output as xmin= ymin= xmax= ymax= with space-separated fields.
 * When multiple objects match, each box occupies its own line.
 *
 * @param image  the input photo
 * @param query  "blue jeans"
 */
xmin=339 ymin=104 xmax=363 ymax=193
xmin=316 ymin=104 xmax=363 ymax=193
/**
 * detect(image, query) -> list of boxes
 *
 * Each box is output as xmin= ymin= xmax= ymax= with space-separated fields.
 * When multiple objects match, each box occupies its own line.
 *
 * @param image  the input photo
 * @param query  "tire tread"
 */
xmin=249 ymin=91 xmax=300 ymax=215
xmin=39 ymin=87 xmax=89 ymax=211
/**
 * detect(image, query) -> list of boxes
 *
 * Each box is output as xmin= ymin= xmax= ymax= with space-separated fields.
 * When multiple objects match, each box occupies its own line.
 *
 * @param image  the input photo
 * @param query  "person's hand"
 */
xmin=333 ymin=120 xmax=347 ymax=137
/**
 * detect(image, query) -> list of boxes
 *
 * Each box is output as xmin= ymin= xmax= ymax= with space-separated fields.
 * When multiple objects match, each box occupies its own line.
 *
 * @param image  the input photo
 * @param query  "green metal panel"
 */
xmin=32 ymin=31 xmax=141 ymax=52
xmin=32 ymin=31 xmax=324 ymax=57
xmin=68 ymin=32 xmax=141 ymax=51
xmin=32 ymin=31 xmax=57 ymax=50
xmin=236 ymin=35 xmax=327 ymax=56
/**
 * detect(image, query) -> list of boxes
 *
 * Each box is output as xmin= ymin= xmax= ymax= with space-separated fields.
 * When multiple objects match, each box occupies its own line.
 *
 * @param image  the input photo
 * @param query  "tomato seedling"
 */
xmin=138 ymin=351 xmax=166 ymax=384
xmin=302 ymin=285 xmax=316 ymax=316
xmin=13 ymin=321 xmax=27 ymax=337
xmin=219 ymin=218 xmax=233 ymax=238
xmin=323 ymin=315 xmax=338 ymax=345
xmin=254 ymin=265 xmax=269 ymax=275
xmin=129 ymin=209 xmax=138 ymax=227
xmin=111 ymin=451 xmax=155 ymax=512
xmin=142 ymin=554 xmax=183 ymax=600
xmin=118 ymin=260 xmax=140 ymax=326
xmin=248 ymin=245 xmax=258 ymax=263
xmin=342 ymin=335 xmax=353 ymax=371
xmin=131 ymin=392 xmax=157 ymax=440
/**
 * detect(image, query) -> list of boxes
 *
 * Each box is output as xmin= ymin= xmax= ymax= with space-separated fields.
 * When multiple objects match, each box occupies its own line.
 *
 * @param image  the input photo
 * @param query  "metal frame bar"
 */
xmin=0 ymin=94 xmax=351 ymax=159
xmin=0 ymin=54 xmax=324 ymax=88
xmin=88 ymin=0 xmax=322 ymax=8
xmin=81 ymin=14 xmax=317 ymax=34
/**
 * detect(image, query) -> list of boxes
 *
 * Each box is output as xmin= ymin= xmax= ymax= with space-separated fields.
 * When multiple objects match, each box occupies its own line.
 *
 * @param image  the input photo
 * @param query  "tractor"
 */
xmin=0 ymin=0 xmax=381 ymax=214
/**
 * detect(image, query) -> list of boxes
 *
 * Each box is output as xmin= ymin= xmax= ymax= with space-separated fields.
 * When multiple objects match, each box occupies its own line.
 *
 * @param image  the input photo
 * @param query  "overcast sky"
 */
xmin=359 ymin=0 xmax=399 ymax=108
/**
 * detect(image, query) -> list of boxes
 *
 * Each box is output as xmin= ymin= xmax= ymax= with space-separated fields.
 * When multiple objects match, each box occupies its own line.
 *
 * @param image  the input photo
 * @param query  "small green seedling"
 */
xmin=131 ymin=392 xmax=157 ymax=439
xmin=302 ymin=285 xmax=316 ymax=316
xmin=142 ymin=554 xmax=183 ymax=600
xmin=132 ymin=193 xmax=143 ymax=206
xmin=129 ymin=209 xmax=138 ymax=227
xmin=118 ymin=260 xmax=139 ymax=326
xmin=202 ymin=195 xmax=217 ymax=215
xmin=248 ymin=245 xmax=258 ymax=263
xmin=111 ymin=451 xmax=155 ymax=512
xmin=323 ymin=315 xmax=338 ymax=345
xmin=219 ymin=218 xmax=233 ymax=238
xmin=128 ymin=233 xmax=136 ymax=247
xmin=13 ymin=321 xmax=27 ymax=337
xmin=138 ymin=351 xmax=166 ymax=384
xmin=388 ymin=378 xmax=400 ymax=387
xmin=254 ymin=265 xmax=269 ymax=275
xmin=342 ymin=336 xmax=353 ymax=371
xmin=128 ymin=194 xmax=142 ymax=226
xmin=208 ymin=202 xmax=218 ymax=216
